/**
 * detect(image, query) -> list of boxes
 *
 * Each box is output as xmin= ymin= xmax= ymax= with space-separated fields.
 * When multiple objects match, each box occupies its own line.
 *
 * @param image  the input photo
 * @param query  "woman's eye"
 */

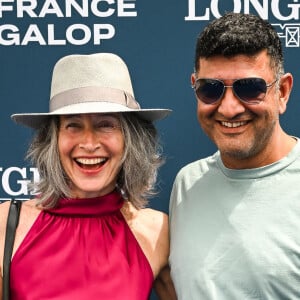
xmin=96 ymin=121 xmax=115 ymax=130
xmin=95 ymin=120 xmax=120 ymax=132
xmin=68 ymin=123 xmax=79 ymax=127
xmin=65 ymin=122 xmax=82 ymax=130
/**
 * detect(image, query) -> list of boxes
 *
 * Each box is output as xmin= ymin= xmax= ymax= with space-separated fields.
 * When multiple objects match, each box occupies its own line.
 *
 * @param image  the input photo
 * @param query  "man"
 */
xmin=169 ymin=12 xmax=298 ymax=299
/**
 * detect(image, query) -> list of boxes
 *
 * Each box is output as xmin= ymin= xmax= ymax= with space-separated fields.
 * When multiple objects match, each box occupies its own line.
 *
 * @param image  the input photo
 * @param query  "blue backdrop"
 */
xmin=1 ymin=1 xmax=300 ymax=299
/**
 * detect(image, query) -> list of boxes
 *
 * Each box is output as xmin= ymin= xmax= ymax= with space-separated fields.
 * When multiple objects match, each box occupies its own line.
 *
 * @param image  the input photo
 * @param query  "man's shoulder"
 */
xmin=176 ymin=152 xmax=219 ymax=179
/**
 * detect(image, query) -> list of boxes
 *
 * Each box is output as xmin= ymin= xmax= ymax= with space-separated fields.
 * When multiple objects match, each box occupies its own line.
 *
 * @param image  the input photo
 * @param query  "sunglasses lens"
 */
xmin=194 ymin=79 xmax=224 ymax=104
xmin=233 ymin=78 xmax=267 ymax=103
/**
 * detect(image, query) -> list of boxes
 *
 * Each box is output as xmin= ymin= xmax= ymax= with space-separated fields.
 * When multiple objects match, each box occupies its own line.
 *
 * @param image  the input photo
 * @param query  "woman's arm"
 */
xmin=121 ymin=203 xmax=177 ymax=299
xmin=151 ymin=212 xmax=177 ymax=299
xmin=154 ymin=264 xmax=177 ymax=300
xmin=0 ymin=275 xmax=3 ymax=300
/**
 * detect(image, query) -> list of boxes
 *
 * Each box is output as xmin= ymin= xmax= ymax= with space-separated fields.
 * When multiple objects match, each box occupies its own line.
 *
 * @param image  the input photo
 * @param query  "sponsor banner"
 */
xmin=1 ymin=0 xmax=300 ymax=212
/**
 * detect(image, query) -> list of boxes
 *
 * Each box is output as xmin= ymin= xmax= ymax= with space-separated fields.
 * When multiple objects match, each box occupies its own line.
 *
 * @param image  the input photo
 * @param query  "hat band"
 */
xmin=50 ymin=86 xmax=140 ymax=112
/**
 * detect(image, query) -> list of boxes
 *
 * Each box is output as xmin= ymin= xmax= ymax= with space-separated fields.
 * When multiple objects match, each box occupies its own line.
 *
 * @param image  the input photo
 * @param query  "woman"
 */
xmin=0 ymin=53 xmax=176 ymax=299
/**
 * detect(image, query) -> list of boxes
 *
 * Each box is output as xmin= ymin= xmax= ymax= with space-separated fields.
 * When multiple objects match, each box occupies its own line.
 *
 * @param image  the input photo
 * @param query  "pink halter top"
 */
xmin=10 ymin=191 xmax=153 ymax=299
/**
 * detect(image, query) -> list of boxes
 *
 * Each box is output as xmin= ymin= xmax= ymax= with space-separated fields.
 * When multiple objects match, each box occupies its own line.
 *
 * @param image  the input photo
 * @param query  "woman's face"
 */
xmin=58 ymin=113 xmax=124 ymax=198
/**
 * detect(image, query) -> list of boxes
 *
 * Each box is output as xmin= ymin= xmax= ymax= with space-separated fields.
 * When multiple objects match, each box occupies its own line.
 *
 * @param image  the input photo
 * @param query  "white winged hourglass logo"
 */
xmin=273 ymin=23 xmax=300 ymax=47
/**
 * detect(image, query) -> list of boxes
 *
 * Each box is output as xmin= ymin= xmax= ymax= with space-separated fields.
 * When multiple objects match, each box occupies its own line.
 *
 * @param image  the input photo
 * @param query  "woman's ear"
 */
xmin=191 ymin=73 xmax=196 ymax=86
xmin=278 ymin=73 xmax=293 ymax=114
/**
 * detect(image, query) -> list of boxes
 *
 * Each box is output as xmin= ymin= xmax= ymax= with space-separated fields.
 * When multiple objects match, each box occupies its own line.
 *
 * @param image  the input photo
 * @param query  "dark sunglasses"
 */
xmin=192 ymin=77 xmax=278 ymax=105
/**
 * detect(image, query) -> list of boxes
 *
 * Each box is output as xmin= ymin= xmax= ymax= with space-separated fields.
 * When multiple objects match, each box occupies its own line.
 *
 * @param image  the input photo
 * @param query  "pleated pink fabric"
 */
xmin=10 ymin=191 xmax=153 ymax=299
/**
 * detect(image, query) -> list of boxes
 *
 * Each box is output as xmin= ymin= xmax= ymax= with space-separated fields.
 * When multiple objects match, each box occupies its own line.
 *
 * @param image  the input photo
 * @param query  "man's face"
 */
xmin=192 ymin=50 xmax=288 ymax=169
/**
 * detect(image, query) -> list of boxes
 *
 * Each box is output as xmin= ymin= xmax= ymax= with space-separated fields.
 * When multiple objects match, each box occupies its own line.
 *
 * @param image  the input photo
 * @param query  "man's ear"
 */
xmin=278 ymin=73 xmax=293 ymax=114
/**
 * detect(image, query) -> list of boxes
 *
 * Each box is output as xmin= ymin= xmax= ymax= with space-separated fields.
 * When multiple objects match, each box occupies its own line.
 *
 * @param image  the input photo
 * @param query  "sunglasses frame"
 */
xmin=192 ymin=77 xmax=278 ymax=105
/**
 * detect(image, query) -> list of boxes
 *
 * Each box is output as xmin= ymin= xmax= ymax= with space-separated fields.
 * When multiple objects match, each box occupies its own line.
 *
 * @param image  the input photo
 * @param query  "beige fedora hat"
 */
xmin=11 ymin=52 xmax=171 ymax=129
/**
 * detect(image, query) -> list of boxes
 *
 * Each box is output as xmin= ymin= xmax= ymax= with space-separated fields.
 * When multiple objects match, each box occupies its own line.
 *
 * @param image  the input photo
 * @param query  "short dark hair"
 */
xmin=194 ymin=12 xmax=284 ymax=75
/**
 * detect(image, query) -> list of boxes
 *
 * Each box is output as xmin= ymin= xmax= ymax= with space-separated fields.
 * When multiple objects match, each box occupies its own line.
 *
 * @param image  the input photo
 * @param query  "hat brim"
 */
xmin=11 ymin=102 xmax=171 ymax=129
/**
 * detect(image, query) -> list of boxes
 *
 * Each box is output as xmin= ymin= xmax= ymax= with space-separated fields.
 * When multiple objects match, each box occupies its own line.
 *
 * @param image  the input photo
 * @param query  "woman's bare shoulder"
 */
xmin=0 ymin=201 xmax=16 ymax=279
xmin=0 ymin=199 xmax=39 ymax=239
xmin=122 ymin=201 xmax=169 ymax=232
xmin=0 ymin=201 xmax=11 ymax=234
xmin=140 ymin=207 xmax=169 ymax=233
xmin=0 ymin=199 xmax=40 ymax=281
xmin=0 ymin=200 xmax=40 ymax=258
xmin=140 ymin=206 xmax=169 ymax=240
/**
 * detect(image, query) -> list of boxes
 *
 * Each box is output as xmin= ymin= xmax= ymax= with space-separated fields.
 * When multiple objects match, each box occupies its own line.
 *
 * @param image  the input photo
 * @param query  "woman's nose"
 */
xmin=79 ymin=130 xmax=101 ymax=152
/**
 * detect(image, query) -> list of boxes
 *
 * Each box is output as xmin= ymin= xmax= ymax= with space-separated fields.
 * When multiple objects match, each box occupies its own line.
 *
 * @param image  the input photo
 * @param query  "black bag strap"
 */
xmin=2 ymin=200 xmax=22 ymax=300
